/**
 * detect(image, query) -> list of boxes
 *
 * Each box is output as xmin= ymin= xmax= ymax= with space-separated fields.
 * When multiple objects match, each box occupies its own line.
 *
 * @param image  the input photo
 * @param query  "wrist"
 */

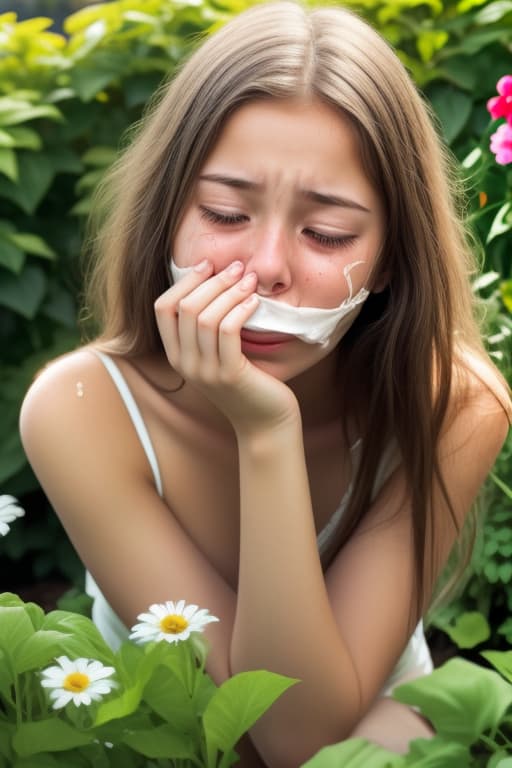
xmin=235 ymin=406 xmax=303 ymax=454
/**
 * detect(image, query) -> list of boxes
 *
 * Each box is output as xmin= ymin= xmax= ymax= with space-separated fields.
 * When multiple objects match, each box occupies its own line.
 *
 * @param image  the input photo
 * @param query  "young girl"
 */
xmin=20 ymin=2 xmax=511 ymax=765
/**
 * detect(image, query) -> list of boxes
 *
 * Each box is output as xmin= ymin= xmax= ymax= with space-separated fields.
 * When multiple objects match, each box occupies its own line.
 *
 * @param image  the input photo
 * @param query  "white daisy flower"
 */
xmin=0 ymin=495 xmax=25 ymax=536
xmin=40 ymin=656 xmax=116 ymax=709
xmin=129 ymin=599 xmax=219 ymax=645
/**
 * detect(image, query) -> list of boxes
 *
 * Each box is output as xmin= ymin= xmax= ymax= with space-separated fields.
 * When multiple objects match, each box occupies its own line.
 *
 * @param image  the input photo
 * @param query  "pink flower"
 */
xmin=490 ymin=122 xmax=512 ymax=165
xmin=487 ymin=75 xmax=512 ymax=124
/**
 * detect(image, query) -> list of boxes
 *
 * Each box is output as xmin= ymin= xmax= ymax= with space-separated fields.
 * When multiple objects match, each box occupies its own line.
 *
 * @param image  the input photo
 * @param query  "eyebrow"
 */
xmin=198 ymin=173 xmax=371 ymax=213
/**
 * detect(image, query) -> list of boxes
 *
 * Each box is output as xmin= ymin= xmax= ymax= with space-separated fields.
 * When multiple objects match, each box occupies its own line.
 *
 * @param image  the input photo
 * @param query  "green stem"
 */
xmin=496 ymin=727 xmax=512 ymax=748
xmin=477 ymin=732 xmax=501 ymax=751
xmin=13 ymin=675 xmax=22 ymax=728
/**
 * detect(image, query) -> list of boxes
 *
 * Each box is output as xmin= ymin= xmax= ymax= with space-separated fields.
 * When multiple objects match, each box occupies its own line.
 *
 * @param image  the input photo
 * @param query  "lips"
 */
xmin=240 ymin=329 xmax=295 ymax=344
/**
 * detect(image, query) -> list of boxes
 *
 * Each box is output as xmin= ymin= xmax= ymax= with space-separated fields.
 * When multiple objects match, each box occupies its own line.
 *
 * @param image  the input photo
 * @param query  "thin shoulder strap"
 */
xmin=93 ymin=350 xmax=164 ymax=498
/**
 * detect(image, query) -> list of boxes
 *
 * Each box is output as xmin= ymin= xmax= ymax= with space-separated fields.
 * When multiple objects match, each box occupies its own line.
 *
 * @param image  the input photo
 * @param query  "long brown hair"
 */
xmin=85 ymin=1 xmax=509 ymax=626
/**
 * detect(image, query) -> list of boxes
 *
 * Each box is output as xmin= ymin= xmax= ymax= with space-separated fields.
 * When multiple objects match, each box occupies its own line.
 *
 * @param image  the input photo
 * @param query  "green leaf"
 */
xmin=302 ymin=737 xmax=402 ymax=767
xmin=0 ymin=153 xmax=54 ymax=214
xmin=8 ymin=234 xmax=56 ymax=260
xmin=472 ymin=271 xmax=501 ymax=292
xmin=416 ymin=30 xmax=448 ymax=64
xmin=12 ymin=720 xmax=93 ymax=756
xmin=0 ymin=606 xmax=36 ymax=660
xmin=143 ymin=667 xmax=197 ymax=731
xmin=429 ymin=86 xmax=472 ymax=145
xmin=401 ymin=736 xmax=471 ymax=766
xmin=486 ymin=203 xmax=512 ymax=244
xmin=40 ymin=283 xmax=76 ymax=328
xmin=0 ymin=426 xmax=27 ymax=484
xmin=14 ymin=630 xmax=76 ymax=674
xmin=0 ymin=264 xmax=46 ymax=318
xmin=41 ymin=611 xmax=115 ymax=663
xmin=82 ymin=146 xmax=117 ymax=166
xmin=462 ymin=147 xmax=482 ymax=169
xmin=0 ymin=129 xmax=15 ymax=148
xmin=488 ymin=752 xmax=512 ymax=768
xmin=501 ymin=281 xmax=512 ymax=313
xmin=121 ymin=724 xmax=195 ymax=759
xmin=475 ymin=0 xmax=512 ymax=24
xmin=0 ymin=147 xmax=18 ymax=182
xmin=0 ymin=104 xmax=62 ymax=128
xmin=393 ymin=658 xmax=512 ymax=744
xmin=0 ymin=235 xmax=25 ymax=273
xmin=441 ymin=612 xmax=491 ymax=649
xmin=481 ymin=650 xmax=512 ymax=683
xmin=203 ymin=670 xmax=297 ymax=763
xmin=70 ymin=69 xmax=119 ymax=102
xmin=3 ymin=126 xmax=42 ymax=151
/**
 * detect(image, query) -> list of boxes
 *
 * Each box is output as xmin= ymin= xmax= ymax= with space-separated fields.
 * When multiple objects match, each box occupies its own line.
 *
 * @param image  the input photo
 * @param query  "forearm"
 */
xmin=230 ymin=419 xmax=362 ymax=764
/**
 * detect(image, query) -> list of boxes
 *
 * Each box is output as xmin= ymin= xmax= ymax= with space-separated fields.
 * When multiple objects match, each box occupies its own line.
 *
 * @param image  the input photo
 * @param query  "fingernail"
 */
xmin=194 ymin=259 xmax=210 ymax=272
xmin=227 ymin=260 xmax=243 ymax=275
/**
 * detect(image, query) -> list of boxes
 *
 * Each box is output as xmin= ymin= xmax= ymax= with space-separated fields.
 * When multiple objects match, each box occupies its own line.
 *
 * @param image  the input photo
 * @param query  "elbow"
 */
xmin=251 ymin=722 xmax=353 ymax=768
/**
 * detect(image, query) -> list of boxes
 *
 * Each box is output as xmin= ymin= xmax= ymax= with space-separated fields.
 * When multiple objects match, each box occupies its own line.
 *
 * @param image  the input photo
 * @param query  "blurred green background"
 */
xmin=0 ymin=0 xmax=511 ymax=652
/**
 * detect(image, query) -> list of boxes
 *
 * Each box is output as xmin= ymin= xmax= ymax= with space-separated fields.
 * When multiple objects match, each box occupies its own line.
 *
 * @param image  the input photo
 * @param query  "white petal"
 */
xmin=0 ymin=495 xmax=18 ymax=509
xmin=56 ymin=656 xmax=75 ymax=672
xmin=158 ymin=632 xmax=181 ymax=644
xmin=149 ymin=603 xmax=167 ymax=618
xmin=89 ymin=681 xmax=114 ymax=695
xmin=52 ymin=692 xmax=72 ymax=710
xmin=0 ymin=523 xmax=10 ymax=536
xmin=89 ymin=665 xmax=115 ymax=681
xmin=135 ymin=611 xmax=159 ymax=625
xmin=130 ymin=626 xmax=159 ymax=640
xmin=75 ymin=658 xmax=89 ymax=674
xmin=183 ymin=604 xmax=199 ymax=619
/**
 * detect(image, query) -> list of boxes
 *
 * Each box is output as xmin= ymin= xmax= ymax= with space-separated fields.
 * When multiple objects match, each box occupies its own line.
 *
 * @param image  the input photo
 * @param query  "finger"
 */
xmin=154 ymin=259 xmax=214 ymax=364
xmin=218 ymin=293 xmax=260 ymax=369
xmin=195 ymin=272 xmax=258 ymax=364
xmin=177 ymin=261 xmax=245 ymax=362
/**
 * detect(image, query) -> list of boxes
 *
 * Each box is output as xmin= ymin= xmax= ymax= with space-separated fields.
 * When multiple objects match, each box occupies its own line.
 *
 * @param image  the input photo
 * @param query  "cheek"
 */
xmin=304 ymin=256 xmax=371 ymax=308
xmin=174 ymin=221 xmax=247 ymax=272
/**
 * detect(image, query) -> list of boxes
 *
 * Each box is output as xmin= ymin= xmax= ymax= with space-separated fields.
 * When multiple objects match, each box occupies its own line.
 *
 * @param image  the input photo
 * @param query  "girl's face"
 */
xmin=173 ymin=97 xmax=385 ymax=382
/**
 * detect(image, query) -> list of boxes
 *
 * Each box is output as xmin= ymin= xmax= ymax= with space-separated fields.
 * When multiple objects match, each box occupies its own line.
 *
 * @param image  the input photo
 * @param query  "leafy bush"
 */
xmin=0 ymin=592 xmax=295 ymax=767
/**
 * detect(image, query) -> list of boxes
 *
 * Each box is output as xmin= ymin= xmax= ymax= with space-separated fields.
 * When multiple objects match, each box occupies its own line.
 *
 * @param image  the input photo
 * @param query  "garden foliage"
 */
xmin=0 ymin=593 xmax=296 ymax=767
xmin=0 ymin=0 xmax=511 ymax=653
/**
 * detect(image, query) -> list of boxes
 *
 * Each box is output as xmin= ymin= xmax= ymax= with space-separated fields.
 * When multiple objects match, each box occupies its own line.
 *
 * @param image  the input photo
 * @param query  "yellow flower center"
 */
xmin=63 ymin=672 xmax=90 ymax=693
xmin=160 ymin=614 xmax=188 ymax=634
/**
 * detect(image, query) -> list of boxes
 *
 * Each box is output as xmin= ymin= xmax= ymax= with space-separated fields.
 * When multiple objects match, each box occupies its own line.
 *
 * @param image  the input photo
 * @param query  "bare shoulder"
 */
xmin=437 ymin=348 xmax=511 ymax=527
xmin=21 ymin=346 xmax=115 ymax=439
xmin=448 ymin=348 xmax=511 ymax=450
xmin=19 ymin=345 xmax=152 ymax=487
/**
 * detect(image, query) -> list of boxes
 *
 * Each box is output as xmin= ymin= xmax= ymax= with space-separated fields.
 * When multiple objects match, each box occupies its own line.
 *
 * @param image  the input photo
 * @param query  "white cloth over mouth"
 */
xmin=169 ymin=259 xmax=369 ymax=346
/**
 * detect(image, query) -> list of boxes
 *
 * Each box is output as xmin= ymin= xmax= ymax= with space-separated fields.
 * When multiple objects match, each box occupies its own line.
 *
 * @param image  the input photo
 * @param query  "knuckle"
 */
xmin=219 ymin=317 xmax=239 ymax=335
xmin=197 ymin=312 xmax=213 ymax=331
xmin=178 ymin=296 xmax=195 ymax=314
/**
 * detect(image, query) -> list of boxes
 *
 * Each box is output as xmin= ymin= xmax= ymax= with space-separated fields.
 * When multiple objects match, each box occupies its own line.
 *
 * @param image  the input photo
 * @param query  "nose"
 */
xmin=244 ymin=222 xmax=292 ymax=297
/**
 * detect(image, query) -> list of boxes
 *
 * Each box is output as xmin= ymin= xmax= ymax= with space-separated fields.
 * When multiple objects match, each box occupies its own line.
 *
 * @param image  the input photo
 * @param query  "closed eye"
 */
xmin=304 ymin=229 xmax=358 ymax=250
xmin=199 ymin=206 xmax=248 ymax=225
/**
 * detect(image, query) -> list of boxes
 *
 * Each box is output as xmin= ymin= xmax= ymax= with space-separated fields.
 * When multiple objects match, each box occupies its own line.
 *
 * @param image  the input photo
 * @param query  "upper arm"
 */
xmin=324 ymin=367 xmax=509 ymax=711
xmin=19 ymin=350 xmax=236 ymax=681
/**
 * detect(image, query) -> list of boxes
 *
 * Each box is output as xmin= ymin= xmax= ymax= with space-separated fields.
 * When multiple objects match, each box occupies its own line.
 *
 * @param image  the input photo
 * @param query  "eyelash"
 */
xmin=199 ymin=207 xmax=248 ymax=226
xmin=199 ymin=207 xmax=357 ymax=250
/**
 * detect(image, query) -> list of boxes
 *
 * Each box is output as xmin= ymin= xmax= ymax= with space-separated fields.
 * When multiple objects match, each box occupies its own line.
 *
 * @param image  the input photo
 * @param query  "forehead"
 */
xmin=201 ymin=97 xmax=378 ymax=202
